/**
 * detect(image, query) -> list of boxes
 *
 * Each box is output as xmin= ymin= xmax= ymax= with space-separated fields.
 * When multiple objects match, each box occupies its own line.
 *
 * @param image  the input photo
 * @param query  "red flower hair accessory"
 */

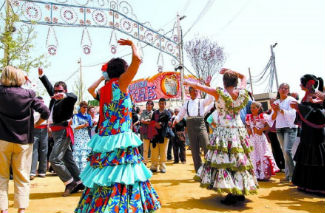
xmin=101 ymin=63 xmax=108 ymax=72
xmin=307 ymin=79 xmax=315 ymax=85
xmin=306 ymin=79 xmax=316 ymax=90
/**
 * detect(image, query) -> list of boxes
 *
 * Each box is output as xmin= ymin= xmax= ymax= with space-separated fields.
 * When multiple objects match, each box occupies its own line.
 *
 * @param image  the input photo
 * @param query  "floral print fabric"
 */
xmin=98 ymin=83 xmax=132 ymax=136
xmin=195 ymin=88 xmax=259 ymax=195
xmin=75 ymin=181 xmax=160 ymax=213
xmin=75 ymin=81 xmax=160 ymax=213
xmin=72 ymin=114 xmax=92 ymax=172
xmin=88 ymin=147 xmax=143 ymax=168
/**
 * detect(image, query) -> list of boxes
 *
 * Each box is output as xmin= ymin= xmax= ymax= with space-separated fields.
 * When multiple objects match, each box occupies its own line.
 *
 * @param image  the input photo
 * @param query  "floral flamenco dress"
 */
xmin=245 ymin=113 xmax=279 ymax=180
xmin=75 ymin=79 xmax=161 ymax=213
xmin=194 ymin=87 xmax=258 ymax=195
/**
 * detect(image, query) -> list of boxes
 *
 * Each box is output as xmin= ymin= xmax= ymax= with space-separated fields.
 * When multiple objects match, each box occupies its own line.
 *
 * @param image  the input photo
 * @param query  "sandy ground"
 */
xmin=7 ymin=151 xmax=325 ymax=213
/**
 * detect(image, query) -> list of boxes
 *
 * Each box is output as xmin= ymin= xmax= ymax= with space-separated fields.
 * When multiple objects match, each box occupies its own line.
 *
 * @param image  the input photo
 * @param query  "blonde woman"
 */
xmin=0 ymin=66 xmax=50 ymax=213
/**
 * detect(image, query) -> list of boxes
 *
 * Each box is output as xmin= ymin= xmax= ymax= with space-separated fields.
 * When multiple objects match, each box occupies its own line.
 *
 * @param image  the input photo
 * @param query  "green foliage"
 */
xmin=0 ymin=5 xmax=48 ymax=73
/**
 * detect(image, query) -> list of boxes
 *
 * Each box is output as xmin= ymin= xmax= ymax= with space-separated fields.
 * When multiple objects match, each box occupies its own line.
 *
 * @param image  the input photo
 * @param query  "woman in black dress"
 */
xmin=291 ymin=74 xmax=325 ymax=195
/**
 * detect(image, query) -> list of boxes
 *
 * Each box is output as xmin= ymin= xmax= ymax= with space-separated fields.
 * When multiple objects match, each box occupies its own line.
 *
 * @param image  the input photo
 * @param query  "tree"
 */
xmin=0 ymin=2 xmax=47 ymax=72
xmin=185 ymin=37 xmax=226 ymax=85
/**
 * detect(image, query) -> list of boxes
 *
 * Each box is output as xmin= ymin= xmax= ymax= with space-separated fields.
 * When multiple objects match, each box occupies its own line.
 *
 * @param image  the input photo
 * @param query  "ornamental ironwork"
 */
xmin=8 ymin=0 xmax=181 ymax=59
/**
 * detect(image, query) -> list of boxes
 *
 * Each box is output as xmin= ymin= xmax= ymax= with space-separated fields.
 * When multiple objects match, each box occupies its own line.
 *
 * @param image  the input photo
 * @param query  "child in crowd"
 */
xmin=245 ymin=102 xmax=279 ymax=180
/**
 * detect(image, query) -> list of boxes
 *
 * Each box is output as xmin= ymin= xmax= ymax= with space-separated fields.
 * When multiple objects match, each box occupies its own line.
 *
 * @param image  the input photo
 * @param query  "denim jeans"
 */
xmin=31 ymin=128 xmax=48 ymax=176
xmin=276 ymin=128 xmax=297 ymax=180
xmin=50 ymin=129 xmax=80 ymax=183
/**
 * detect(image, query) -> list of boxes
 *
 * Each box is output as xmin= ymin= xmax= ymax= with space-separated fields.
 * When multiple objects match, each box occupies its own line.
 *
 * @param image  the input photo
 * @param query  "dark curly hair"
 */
xmin=103 ymin=58 xmax=129 ymax=79
xmin=300 ymin=74 xmax=324 ymax=93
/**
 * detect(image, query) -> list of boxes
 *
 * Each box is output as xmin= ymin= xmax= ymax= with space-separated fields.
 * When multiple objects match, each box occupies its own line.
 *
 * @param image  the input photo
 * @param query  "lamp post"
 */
xmin=176 ymin=14 xmax=186 ymax=100
xmin=270 ymin=43 xmax=279 ymax=90
xmin=77 ymin=58 xmax=83 ymax=101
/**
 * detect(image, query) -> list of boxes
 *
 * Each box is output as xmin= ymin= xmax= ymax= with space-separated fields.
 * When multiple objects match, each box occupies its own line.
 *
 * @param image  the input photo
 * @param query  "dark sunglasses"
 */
xmin=54 ymin=90 xmax=64 ymax=93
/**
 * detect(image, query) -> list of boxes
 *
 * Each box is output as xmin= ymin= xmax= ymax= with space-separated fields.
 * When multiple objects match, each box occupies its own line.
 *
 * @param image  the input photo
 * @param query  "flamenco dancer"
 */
xmin=185 ymin=69 xmax=258 ymax=205
xmin=75 ymin=39 xmax=161 ymax=212
xmin=291 ymin=74 xmax=325 ymax=196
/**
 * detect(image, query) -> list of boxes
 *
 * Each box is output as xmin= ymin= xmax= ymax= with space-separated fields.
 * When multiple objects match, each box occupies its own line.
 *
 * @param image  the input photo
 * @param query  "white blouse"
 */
xmin=272 ymin=96 xmax=297 ymax=129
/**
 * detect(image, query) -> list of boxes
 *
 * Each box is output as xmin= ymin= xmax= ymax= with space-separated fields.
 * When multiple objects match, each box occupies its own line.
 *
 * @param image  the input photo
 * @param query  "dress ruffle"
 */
xmin=88 ymin=131 xmax=142 ymax=153
xmin=207 ymin=127 xmax=253 ymax=154
xmin=194 ymin=168 xmax=258 ymax=195
xmin=75 ymin=181 xmax=161 ymax=213
xmin=88 ymin=147 xmax=144 ymax=168
xmin=195 ymin=126 xmax=259 ymax=195
xmin=81 ymin=163 xmax=152 ymax=188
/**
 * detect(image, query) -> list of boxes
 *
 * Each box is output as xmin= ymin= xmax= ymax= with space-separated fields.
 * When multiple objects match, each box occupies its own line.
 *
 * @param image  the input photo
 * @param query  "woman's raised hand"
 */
xmin=118 ymin=39 xmax=133 ymax=46
xmin=220 ymin=68 xmax=230 ymax=74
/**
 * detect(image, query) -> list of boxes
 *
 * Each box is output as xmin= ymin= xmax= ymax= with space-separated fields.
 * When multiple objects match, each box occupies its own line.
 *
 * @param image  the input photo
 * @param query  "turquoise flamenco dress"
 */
xmin=75 ymin=79 xmax=161 ymax=213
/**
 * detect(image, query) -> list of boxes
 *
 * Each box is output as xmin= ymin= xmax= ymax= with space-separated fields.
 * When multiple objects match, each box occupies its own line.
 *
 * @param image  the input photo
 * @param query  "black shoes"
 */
xmin=236 ymin=195 xmax=245 ymax=201
xmin=221 ymin=194 xmax=237 ymax=205
xmin=62 ymin=181 xmax=77 ymax=197
xmin=220 ymin=194 xmax=245 ymax=205
xmin=72 ymin=183 xmax=85 ymax=193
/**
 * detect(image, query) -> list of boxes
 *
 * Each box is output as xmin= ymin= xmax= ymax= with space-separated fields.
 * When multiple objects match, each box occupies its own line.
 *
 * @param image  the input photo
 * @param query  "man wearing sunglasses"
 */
xmin=38 ymin=68 xmax=82 ymax=197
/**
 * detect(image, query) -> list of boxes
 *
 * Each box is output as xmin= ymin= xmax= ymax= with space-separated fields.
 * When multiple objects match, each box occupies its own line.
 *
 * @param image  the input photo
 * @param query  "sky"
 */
xmin=2 ymin=0 xmax=325 ymax=101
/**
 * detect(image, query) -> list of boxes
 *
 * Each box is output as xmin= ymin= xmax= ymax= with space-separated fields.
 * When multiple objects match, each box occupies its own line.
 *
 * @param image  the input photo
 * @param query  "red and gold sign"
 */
xmin=128 ymin=71 xmax=198 ymax=103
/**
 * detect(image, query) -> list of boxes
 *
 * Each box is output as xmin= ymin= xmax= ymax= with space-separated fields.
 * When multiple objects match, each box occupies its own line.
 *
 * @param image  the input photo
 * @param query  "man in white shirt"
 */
xmin=173 ymin=86 xmax=214 ymax=172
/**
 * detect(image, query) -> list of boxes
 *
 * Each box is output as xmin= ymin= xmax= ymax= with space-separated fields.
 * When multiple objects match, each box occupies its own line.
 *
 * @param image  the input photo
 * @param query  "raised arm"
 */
xmin=88 ymin=76 xmax=105 ymax=99
xmin=118 ymin=39 xmax=142 ymax=93
xmin=38 ymin=68 xmax=54 ymax=96
xmin=220 ymin=68 xmax=247 ymax=89
xmin=184 ymin=80 xmax=219 ymax=101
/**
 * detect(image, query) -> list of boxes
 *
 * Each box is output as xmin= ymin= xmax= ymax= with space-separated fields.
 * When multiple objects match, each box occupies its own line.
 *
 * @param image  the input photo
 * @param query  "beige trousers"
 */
xmin=0 ymin=139 xmax=33 ymax=210
xmin=150 ymin=138 xmax=169 ymax=171
xmin=142 ymin=139 xmax=151 ymax=163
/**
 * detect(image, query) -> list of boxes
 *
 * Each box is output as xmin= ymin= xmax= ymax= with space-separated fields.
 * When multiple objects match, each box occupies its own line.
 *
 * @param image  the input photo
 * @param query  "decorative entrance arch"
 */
xmin=9 ymin=0 xmax=181 ymax=60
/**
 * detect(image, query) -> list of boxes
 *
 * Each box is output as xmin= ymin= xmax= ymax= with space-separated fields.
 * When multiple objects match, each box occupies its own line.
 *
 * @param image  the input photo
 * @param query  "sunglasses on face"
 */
xmin=54 ymin=90 xmax=64 ymax=93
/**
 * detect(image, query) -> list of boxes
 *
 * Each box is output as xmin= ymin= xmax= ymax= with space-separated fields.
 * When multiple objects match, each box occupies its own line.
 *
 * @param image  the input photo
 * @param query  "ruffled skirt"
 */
xmin=75 ymin=132 xmax=161 ymax=213
xmin=249 ymin=134 xmax=279 ymax=180
xmin=194 ymin=126 xmax=258 ymax=195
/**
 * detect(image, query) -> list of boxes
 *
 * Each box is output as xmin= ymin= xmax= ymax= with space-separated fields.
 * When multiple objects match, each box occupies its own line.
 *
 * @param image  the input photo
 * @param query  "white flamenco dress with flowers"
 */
xmin=194 ymin=87 xmax=258 ymax=195
xmin=245 ymin=113 xmax=279 ymax=180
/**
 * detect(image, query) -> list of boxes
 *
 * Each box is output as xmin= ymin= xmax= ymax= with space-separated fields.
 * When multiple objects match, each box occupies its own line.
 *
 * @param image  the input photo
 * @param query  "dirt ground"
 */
xmin=7 ymin=151 xmax=325 ymax=213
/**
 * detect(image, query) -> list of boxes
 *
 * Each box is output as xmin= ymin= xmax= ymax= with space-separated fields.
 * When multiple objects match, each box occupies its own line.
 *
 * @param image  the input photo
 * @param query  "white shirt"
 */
xmin=175 ymin=95 xmax=214 ymax=122
xmin=272 ymin=96 xmax=297 ymax=128
xmin=48 ymin=105 xmax=54 ymax=125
